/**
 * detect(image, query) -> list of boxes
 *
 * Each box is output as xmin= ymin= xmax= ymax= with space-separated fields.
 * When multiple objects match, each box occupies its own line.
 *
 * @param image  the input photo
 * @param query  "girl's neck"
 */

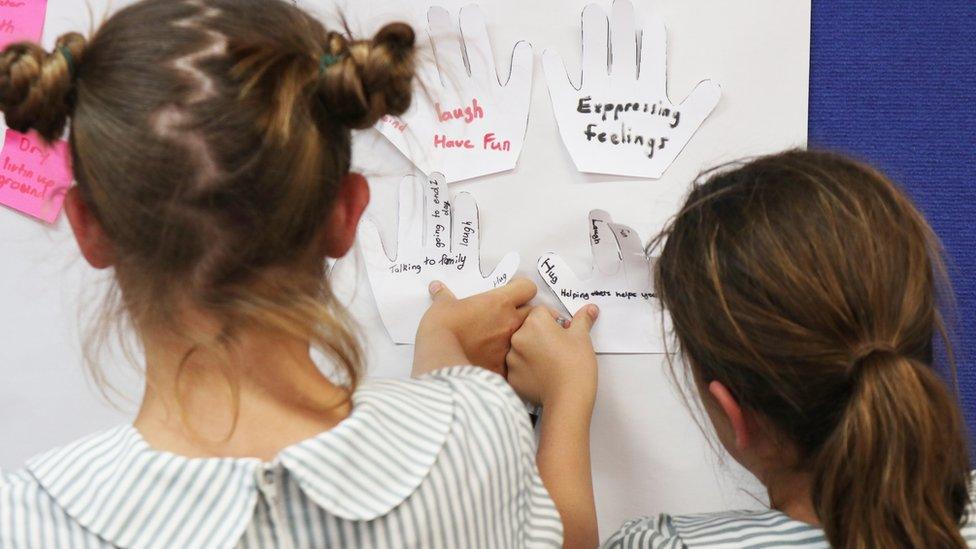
xmin=765 ymin=467 xmax=820 ymax=526
xmin=133 ymin=316 xmax=352 ymax=461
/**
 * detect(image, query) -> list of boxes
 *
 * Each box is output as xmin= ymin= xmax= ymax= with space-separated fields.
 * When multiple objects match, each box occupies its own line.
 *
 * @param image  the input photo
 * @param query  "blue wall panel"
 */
xmin=809 ymin=1 xmax=976 ymax=442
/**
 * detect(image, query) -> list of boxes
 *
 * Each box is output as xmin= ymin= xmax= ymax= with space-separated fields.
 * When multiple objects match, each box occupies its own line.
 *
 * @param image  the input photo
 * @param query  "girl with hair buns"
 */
xmin=0 ymin=0 xmax=568 ymax=547
xmin=507 ymin=150 xmax=976 ymax=548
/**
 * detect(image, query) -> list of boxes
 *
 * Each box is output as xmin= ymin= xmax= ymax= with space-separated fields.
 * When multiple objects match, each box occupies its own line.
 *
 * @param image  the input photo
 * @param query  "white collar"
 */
xmin=27 ymin=377 xmax=455 ymax=549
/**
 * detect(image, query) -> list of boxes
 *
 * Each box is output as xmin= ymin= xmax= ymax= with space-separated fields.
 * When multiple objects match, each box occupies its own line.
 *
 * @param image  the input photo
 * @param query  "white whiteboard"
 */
xmin=0 ymin=0 xmax=810 ymax=537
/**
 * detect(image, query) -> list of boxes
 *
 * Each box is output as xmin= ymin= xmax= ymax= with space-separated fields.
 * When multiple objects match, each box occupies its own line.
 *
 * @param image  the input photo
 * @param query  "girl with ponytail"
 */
xmin=0 ymin=1 xmax=564 ymax=547
xmin=509 ymin=149 xmax=974 ymax=547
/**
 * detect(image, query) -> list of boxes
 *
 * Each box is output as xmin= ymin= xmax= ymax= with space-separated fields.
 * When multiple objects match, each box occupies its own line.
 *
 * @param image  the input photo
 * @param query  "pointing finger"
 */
xmin=496 ymin=276 xmax=538 ymax=306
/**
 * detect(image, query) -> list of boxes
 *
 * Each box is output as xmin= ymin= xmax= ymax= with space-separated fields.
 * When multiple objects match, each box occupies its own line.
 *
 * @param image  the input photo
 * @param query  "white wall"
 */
xmin=0 ymin=0 xmax=809 ymax=536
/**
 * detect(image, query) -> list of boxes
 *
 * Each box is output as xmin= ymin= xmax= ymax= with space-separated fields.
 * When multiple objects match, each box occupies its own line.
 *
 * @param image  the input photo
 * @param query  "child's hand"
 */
xmin=412 ymin=278 xmax=537 ymax=377
xmin=506 ymin=305 xmax=599 ymax=408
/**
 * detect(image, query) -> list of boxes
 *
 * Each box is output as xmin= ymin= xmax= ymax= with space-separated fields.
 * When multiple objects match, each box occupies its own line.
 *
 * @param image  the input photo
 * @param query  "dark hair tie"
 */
xmin=58 ymin=45 xmax=76 ymax=79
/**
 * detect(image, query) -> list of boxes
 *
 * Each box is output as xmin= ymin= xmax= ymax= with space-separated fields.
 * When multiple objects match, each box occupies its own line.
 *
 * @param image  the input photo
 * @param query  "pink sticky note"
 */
xmin=0 ymin=0 xmax=48 ymax=49
xmin=0 ymin=129 xmax=72 ymax=224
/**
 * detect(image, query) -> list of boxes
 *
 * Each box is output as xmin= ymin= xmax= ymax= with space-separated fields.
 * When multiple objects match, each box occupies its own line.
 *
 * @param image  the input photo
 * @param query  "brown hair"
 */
xmin=655 ymin=150 xmax=971 ymax=548
xmin=0 ymin=0 xmax=415 ymax=402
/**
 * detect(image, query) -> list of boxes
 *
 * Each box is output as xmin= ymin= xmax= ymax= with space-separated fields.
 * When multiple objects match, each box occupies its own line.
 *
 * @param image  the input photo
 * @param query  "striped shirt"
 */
xmin=604 ymin=486 xmax=976 ymax=548
xmin=0 ymin=366 xmax=562 ymax=548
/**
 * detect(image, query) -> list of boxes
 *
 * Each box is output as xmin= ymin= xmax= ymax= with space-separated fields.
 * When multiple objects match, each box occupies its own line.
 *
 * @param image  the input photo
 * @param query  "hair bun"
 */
xmin=316 ymin=22 xmax=416 ymax=130
xmin=0 ymin=32 xmax=86 ymax=142
xmin=373 ymin=22 xmax=414 ymax=62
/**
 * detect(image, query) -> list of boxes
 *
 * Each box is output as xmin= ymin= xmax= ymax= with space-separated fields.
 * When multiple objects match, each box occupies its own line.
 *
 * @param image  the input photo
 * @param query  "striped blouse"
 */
xmin=603 ymin=487 xmax=976 ymax=548
xmin=0 ymin=366 xmax=563 ymax=548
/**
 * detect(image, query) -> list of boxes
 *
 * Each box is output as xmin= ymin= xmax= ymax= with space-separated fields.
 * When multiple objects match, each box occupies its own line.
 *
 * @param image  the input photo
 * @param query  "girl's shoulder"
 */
xmin=0 ymin=452 xmax=110 ymax=547
xmin=602 ymin=510 xmax=829 ymax=549
xmin=604 ymin=474 xmax=976 ymax=549
xmin=360 ymin=365 xmax=538 ymax=467
xmin=0 ymin=465 xmax=37 ymax=495
xmin=0 ymin=369 xmax=551 ymax=548
xmin=373 ymin=365 xmax=534 ymax=439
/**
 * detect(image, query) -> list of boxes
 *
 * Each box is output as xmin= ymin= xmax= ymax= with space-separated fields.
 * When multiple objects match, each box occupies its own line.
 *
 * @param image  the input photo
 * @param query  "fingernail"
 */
xmin=429 ymin=281 xmax=443 ymax=295
xmin=587 ymin=305 xmax=600 ymax=319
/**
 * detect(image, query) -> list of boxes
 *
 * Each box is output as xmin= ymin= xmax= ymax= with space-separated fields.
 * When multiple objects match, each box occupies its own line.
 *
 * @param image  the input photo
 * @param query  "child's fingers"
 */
xmin=527 ymin=305 xmax=558 ymax=325
xmin=429 ymin=280 xmax=457 ymax=301
xmin=569 ymin=304 xmax=600 ymax=334
xmin=545 ymin=307 xmax=564 ymax=321
xmin=496 ymin=277 xmax=538 ymax=306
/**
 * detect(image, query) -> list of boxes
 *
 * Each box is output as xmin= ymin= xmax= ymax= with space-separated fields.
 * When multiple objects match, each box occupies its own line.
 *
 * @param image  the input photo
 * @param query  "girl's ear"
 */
xmin=65 ymin=187 xmax=114 ymax=269
xmin=708 ymin=380 xmax=751 ymax=451
xmin=321 ymin=172 xmax=370 ymax=259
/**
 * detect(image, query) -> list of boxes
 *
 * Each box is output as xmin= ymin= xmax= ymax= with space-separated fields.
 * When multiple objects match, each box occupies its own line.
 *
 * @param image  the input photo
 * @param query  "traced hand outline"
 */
xmin=376 ymin=4 xmax=533 ymax=183
xmin=359 ymin=173 xmax=520 ymax=343
xmin=543 ymin=0 xmax=721 ymax=178
xmin=537 ymin=209 xmax=667 ymax=354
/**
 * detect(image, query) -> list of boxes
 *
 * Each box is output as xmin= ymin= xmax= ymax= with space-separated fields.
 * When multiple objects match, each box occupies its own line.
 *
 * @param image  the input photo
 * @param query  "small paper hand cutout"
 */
xmin=538 ymin=209 xmax=668 ymax=353
xmin=359 ymin=173 xmax=520 ymax=343
xmin=377 ymin=5 xmax=533 ymax=183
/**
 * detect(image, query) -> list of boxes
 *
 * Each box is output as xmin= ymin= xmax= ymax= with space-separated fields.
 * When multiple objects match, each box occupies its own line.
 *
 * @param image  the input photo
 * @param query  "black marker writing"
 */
xmin=577 ymin=96 xmax=681 ymax=128
xmin=583 ymin=123 xmax=669 ymax=159
xmin=540 ymin=258 xmax=558 ymax=284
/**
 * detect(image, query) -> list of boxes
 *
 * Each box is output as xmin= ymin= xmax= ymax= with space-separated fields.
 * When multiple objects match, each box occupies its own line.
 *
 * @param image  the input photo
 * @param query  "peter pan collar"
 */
xmin=27 ymin=377 xmax=455 ymax=549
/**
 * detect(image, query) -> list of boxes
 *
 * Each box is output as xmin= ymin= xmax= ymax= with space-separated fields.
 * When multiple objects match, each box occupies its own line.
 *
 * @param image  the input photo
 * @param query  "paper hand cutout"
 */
xmin=538 ymin=209 xmax=667 ymax=354
xmin=359 ymin=173 xmax=520 ymax=343
xmin=543 ymin=0 xmax=721 ymax=178
xmin=377 ymin=5 xmax=533 ymax=183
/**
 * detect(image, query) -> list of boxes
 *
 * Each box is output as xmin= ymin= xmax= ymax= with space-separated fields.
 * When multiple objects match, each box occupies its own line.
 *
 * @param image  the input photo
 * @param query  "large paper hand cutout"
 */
xmin=538 ymin=210 xmax=667 ymax=354
xmin=359 ymin=173 xmax=520 ymax=343
xmin=544 ymin=0 xmax=721 ymax=178
xmin=377 ymin=5 xmax=533 ymax=183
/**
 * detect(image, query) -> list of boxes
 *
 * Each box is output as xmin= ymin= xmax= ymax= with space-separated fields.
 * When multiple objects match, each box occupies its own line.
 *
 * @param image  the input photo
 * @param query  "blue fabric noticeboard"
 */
xmin=809 ymin=1 xmax=976 ymax=442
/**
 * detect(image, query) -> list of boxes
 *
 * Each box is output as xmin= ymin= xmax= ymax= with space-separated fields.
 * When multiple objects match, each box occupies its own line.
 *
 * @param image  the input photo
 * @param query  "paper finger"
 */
xmin=589 ymin=209 xmax=622 ymax=276
xmin=428 ymin=7 xmax=469 ymax=86
xmin=537 ymin=252 xmax=584 ymax=296
xmin=678 ymin=79 xmax=722 ymax=123
xmin=451 ymin=192 xmax=480 ymax=253
xmin=609 ymin=0 xmax=638 ymax=82
xmin=580 ymin=3 xmax=610 ymax=86
xmin=504 ymin=40 xmax=534 ymax=94
xmin=396 ymin=176 xmax=424 ymax=252
xmin=637 ymin=13 xmax=667 ymax=96
xmin=423 ymin=172 xmax=451 ymax=252
xmin=358 ymin=215 xmax=392 ymax=262
xmin=459 ymin=4 xmax=495 ymax=83
xmin=486 ymin=251 xmax=521 ymax=288
xmin=609 ymin=222 xmax=650 ymax=283
xmin=543 ymin=48 xmax=579 ymax=112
